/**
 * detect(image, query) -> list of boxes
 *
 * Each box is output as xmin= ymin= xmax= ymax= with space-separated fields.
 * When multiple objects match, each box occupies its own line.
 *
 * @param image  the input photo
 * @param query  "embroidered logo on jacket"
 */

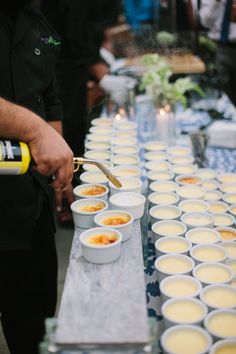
xmin=41 ymin=36 xmax=61 ymax=46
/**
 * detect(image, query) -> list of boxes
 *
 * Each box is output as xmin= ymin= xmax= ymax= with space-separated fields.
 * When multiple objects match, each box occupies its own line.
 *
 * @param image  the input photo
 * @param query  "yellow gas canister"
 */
xmin=0 ymin=140 xmax=31 ymax=175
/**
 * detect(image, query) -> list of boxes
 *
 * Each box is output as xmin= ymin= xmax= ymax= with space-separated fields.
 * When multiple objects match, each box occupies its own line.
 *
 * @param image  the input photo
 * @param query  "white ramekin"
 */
xmin=181 ymin=212 xmax=214 ymax=229
xmin=112 ymin=129 xmax=137 ymax=138
xmin=109 ymin=192 xmax=145 ymax=220
xmin=149 ymin=181 xmax=178 ymax=193
xmin=85 ymin=141 xmax=111 ymax=151
xmin=87 ymin=133 xmax=111 ymax=143
xmin=110 ymin=154 xmax=140 ymax=166
xmin=83 ymin=160 xmax=113 ymax=172
xmin=202 ymin=179 xmax=220 ymax=191
xmin=217 ymin=173 xmax=236 ymax=184
xmin=161 ymin=325 xmax=212 ymax=354
xmin=79 ymin=227 xmax=122 ymax=264
xmin=89 ymin=126 xmax=113 ymax=135
xmin=145 ymin=160 xmax=171 ymax=172
xmin=185 ymin=228 xmax=221 ymax=245
xmin=208 ymin=201 xmax=229 ymax=214
xmin=155 ymin=236 xmax=192 ymax=257
xmin=200 ymin=284 xmax=236 ymax=311
xmin=73 ymin=184 xmax=109 ymax=201
xmin=209 ymin=339 xmax=236 ymax=354
xmin=204 ymin=190 xmax=223 ymax=202
xmin=214 ymin=226 xmax=236 ymax=242
xmin=220 ymin=183 xmax=236 ymax=194
xmin=154 ymin=254 xmax=195 ymax=282
xmin=229 ymin=204 xmax=236 ymax=217
xmin=111 ymin=145 xmax=139 ymax=155
xmin=149 ymin=205 xmax=182 ymax=224
xmin=226 ymin=259 xmax=236 ymax=277
xmin=111 ymin=137 xmax=137 ymax=146
xmin=91 ymin=117 xmax=113 ymax=126
xmin=178 ymin=199 xmax=209 ymax=213
xmin=223 ymin=193 xmax=236 ymax=205
xmin=190 ymin=244 xmax=227 ymax=265
xmin=196 ymin=168 xmax=217 ymax=180
xmin=94 ymin=210 xmax=134 ymax=242
xmin=221 ymin=242 xmax=236 ymax=259
xmin=162 ymin=297 xmax=208 ymax=328
xmin=147 ymin=170 xmax=174 ymax=184
xmin=110 ymin=165 xmax=141 ymax=178
xmin=177 ymin=185 xmax=206 ymax=200
xmin=71 ymin=199 xmax=108 ymax=229
xmin=168 ymin=155 xmax=194 ymax=165
xmin=144 ymin=151 xmax=167 ymax=161
xmin=193 ymin=262 xmax=233 ymax=286
xmin=160 ymin=275 xmax=202 ymax=302
xmin=175 ymin=174 xmax=202 ymax=186
xmin=143 ymin=140 xmax=167 ymax=151
xmin=84 ymin=149 xmax=110 ymax=161
xmin=152 ymin=220 xmax=187 ymax=242
xmin=204 ymin=309 xmax=236 ymax=340
xmin=109 ymin=177 xmax=142 ymax=196
xmin=113 ymin=120 xmax=137 ymax=130
xmin=148 ymin=192 xmax=179 ymax=208
xmin=167 ymin=146 xmax=192 ymax=157
xmin=212 ymin=213 xmax=235 ymax=227
xmin=80 ymin=171 xmax=109 ymax=185
xmin=171 ymin=164 xmax=197 ymax=176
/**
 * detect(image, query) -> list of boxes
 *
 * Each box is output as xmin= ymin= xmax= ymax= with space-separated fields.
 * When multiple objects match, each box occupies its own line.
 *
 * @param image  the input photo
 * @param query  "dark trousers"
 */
xmin=0 ymin=206 xmax=57 ymax=354
xmin=217 ymin=45 xmax=236 ymax=106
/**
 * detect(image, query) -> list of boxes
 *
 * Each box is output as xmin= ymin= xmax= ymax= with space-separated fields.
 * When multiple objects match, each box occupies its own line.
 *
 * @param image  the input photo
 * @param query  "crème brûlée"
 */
xmin=151 ymin=193 xmax=177 ymax=205
xmin=214 ymin=343 xmax=236 ymax=354
xmin=152 ymin=208 xmax=179 ymax=219
xmin=192 ymin=247 xmax=225 ymax=262
xmin=154 ymin=223 xmax=184 ymax=236
xmin=187 ymin=229 xmax=218 ymax=244
xmin=195 ymin=265 xmax=231 ymax=283
xmin=158 ymin=257 xmax=191 ymax=273
xmin=228 ymin=263 xmax=236 ymax=276
xmin=87 ymin=233 xmax=118 ymax=246
xmin=181 ymin=202 xmax=207 ymax=213
xmin=178 ymin=186 xmax=205 ymax=199
xmin=214 ymin=215 xmax=233 ymax=226
xmin=184 ymin=214 xmax=212 ymax=227
xmin=203 ymin=287 xmax=236 ymax=308
xmin=158 ymin=239 xmax=189 ymax=253
xmin=80 ymin=185 xmax=106 ymax=196
xmin=102 ymin=214 xmax=131 ymax=226
xmin=218 ymin=229 xmax=236 ymax=241
xmin=178 ymin=176 xmax=201 ymax=185
xmin=78 ymin=202 xmax=105 ymax=213
xmin=164 ymin=328 xmax=208 ymax=354
xmin=164 ymin=300 xmax=205 ymax=323
xmin=222 ymin=244 xmax=236 ymax=258
xmin=231 ymin=206 xmax=236 ymax=214
xmin=208 ymin=312 xmax=236 ymax=337
xmin=225 ymin=194 xmax=236 ymax=204
xmin=209 ymin=203 xmax=227 ymax=213
xmin=163 ymin=279 xmax=198 ymax=297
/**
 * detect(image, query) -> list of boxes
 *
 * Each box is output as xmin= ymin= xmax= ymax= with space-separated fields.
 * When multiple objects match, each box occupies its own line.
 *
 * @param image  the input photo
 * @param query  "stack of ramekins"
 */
xmin=144 ymin=140 xmax=236 ymax=354
xmin=71 ymin=117 xmax=145 ymax=265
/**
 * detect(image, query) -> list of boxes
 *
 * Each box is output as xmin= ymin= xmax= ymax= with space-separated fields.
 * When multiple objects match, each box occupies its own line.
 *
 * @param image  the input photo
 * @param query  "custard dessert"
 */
xmin=80 ymin=185 xmax=106 ymax=197
xmin=88 ymin=233 xmax=118 ymax=246
xmin=78 ymin=202 xmax=105 ymax=213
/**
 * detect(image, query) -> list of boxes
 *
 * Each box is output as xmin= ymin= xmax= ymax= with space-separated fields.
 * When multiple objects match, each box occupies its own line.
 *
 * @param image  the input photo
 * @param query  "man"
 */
xmin=200 ymin=0 xmax=236 ymax=105
xmin=0 ymin=1 xmax=73 ymax=353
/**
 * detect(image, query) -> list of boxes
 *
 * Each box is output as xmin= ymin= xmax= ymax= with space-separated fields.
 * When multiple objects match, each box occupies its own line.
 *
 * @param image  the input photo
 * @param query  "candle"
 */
xmin=156 ymin=105 xmax=175 ymax=144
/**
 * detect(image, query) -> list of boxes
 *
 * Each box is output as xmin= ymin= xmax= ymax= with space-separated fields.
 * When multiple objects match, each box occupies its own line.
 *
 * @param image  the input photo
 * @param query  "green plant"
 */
xmin=140 ymin=54 xmax=204 ymax=107
xmin=156 ymin=31 xmax=178 ymax=46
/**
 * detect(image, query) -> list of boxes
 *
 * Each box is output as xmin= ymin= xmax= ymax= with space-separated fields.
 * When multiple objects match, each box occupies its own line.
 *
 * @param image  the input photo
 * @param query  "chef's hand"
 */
xmin=29 ymin=123 xmax=74 ymax=211
xmin=99 ymin=74 xmax=137 ymax=106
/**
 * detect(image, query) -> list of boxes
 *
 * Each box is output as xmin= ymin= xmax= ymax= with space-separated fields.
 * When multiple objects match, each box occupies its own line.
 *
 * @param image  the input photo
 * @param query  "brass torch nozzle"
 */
xmin=73 ymin=157 xmax=122 ymax=188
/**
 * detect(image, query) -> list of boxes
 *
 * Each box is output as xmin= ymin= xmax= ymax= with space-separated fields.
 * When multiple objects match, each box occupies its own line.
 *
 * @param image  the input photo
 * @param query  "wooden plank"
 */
xmin=55 ymin=221 xmax=149 ymax=348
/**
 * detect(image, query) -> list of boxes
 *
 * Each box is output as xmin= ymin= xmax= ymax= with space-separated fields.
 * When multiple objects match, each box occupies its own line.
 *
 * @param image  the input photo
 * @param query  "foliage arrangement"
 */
xmin=156 ymin=31 xmax=178 ymax=47
xmin=140 ymin=54 xmax=203 ymax=108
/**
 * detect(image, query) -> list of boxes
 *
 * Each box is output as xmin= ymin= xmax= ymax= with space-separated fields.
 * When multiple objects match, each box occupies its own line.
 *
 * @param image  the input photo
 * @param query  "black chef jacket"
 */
xmin=0 ymin=5 xmax=63 ymax=249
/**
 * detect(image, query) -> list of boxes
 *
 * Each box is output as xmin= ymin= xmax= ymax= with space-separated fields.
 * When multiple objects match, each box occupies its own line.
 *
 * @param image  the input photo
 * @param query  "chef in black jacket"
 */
xmin=0 ymin=1 xmax=68 ymax=353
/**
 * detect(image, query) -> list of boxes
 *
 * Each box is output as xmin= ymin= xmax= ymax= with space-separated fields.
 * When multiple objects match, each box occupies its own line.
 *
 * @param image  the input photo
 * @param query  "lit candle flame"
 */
xmin=115 ymin=113 xmax=122 ymax=121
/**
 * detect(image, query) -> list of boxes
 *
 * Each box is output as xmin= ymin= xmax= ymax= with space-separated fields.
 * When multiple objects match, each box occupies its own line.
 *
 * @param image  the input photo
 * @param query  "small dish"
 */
xmin=190 ymin=244 xmax=227 ymax=264
xmin=113 ymin=121 xmax=137 ymax=130
xmin=215 ymin=227 xmax=236 ymax=242
xmin=109 ymin=192 xmax=145 ymax=219
xmin=73 ymin=184 xmax=109 ymax=201
xmin=111 ymin=137 xmax=137 ymax=146
xmin=179 ymin=199 xmax=209 ymax=213
xmin=111 ymin=145 xmax=139 ymax=155
xmin=208 ymin=201 xmax=228 ymax=214
xmin=204 ymin=309 xmax=236 ymax=340
xmin=200 ymin=284 xmax=236 ymax=311
xmin=79 ymin=227 xmax=122 ymax=264
xmin=209 ymin=339 xmax=236 ymax=354
xmin=223 ymin=193 xmax=236 ymax=205
xmin=193 ymin=262 xmax=233 ymax=286
xmin=149 ymin=205 xmax=182 ymax=223
xmin=71 ymin=199 xmax=108 ymax=228
xmin=143 ymin=141 xmax=167 ymax=151
xmin=144 ymin=151 xmax=167 ymax=161
xmin=85 ymin=141 xmax=110 ymax=151
xmin=145 ymin=160 xmax=171 ymax=171
xmin=171 ymin=164 xmax=197 ymax=176
xmin=147 ymin=170 xmax=174 ymax=184
xmin=181 ymin=212 xmax=214 ymax=229
xmin=226 ymin=259 xmax=236 ymax=276
xmin=155 ymin=236 xmax=192 ymax=257
xmin=185 ymin=228 xmax=221 ymax=245
xmin=220 ymin=183 xmax=236 ymax=194
xmin=229 ymin=204 xmax=236 ymax=217
xmin=204 ymin=190 xmax=223 ymax=202
xmin=87 ymin=133 xmax=111 ymax=143
xmin=162 ymin=297 xmax=208 ymax=328
xmin=196 ymin=168 xmax=217 ymax=180
xmin=110 ymin=154 xmax=140 ymax=166
xmin=152 ymin=220 xmax=187 ymax=242
xmin=149 ymin=181 xmax=178 ymax=193
xmin=218 ymin=173 xmax=236 ymax=184
xmin=109 ymin=176 xmax=142 ymax=196
xmin=202 ymin=179 xmax=219 ymax=191
xmin=84 ymin=149 xmax=110 ymax=161
xmin=80 ymin=171 xmax=109 ymax=185
xmin=212 ymin=213 xmax=235 ymax=227
xmin=89 ymin=126 xmax=113 ymax=135
xmin=168 ymin=155 xmax=194 ymax=165
xmin=167 ymin=146 xmax=192 ymax=156
xmin=91 ymin=117 xmax=113 ymax=126
xmin=111 ymin=165 xmax=141 ymax=178
xmin=154 ymin=254 xmax=195 ymax=282
xmin=177 ymin=185 xmax=206 ymax=200
xmin=175 ymin=174 xmax=202 ymax=186
xmin=94 ymin=210 xmax=134 ymax=242
xmin=160 ymin=275 xmax=202 ymax=302
xmin=148 ymin=192 xmax=179 ymax=207
xmin=221 ymin=242 xmax=236 ymax=259
xmin=161 ymin=325 xmax=212 ymax=354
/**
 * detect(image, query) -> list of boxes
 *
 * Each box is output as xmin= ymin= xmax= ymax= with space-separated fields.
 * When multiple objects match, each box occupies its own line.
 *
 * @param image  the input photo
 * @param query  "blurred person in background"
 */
xmin=200 ymin=0 xmax=236 ymax=105
xmin=41 ymin=0 xmax=136 ymax=158
xmin=0 ymin=1 xmax=73 ymax=353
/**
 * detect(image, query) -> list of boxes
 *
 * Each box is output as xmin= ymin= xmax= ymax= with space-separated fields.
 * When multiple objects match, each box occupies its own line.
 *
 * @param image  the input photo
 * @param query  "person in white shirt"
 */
xmin=199 ymin=0 xmax=236 ymax=105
